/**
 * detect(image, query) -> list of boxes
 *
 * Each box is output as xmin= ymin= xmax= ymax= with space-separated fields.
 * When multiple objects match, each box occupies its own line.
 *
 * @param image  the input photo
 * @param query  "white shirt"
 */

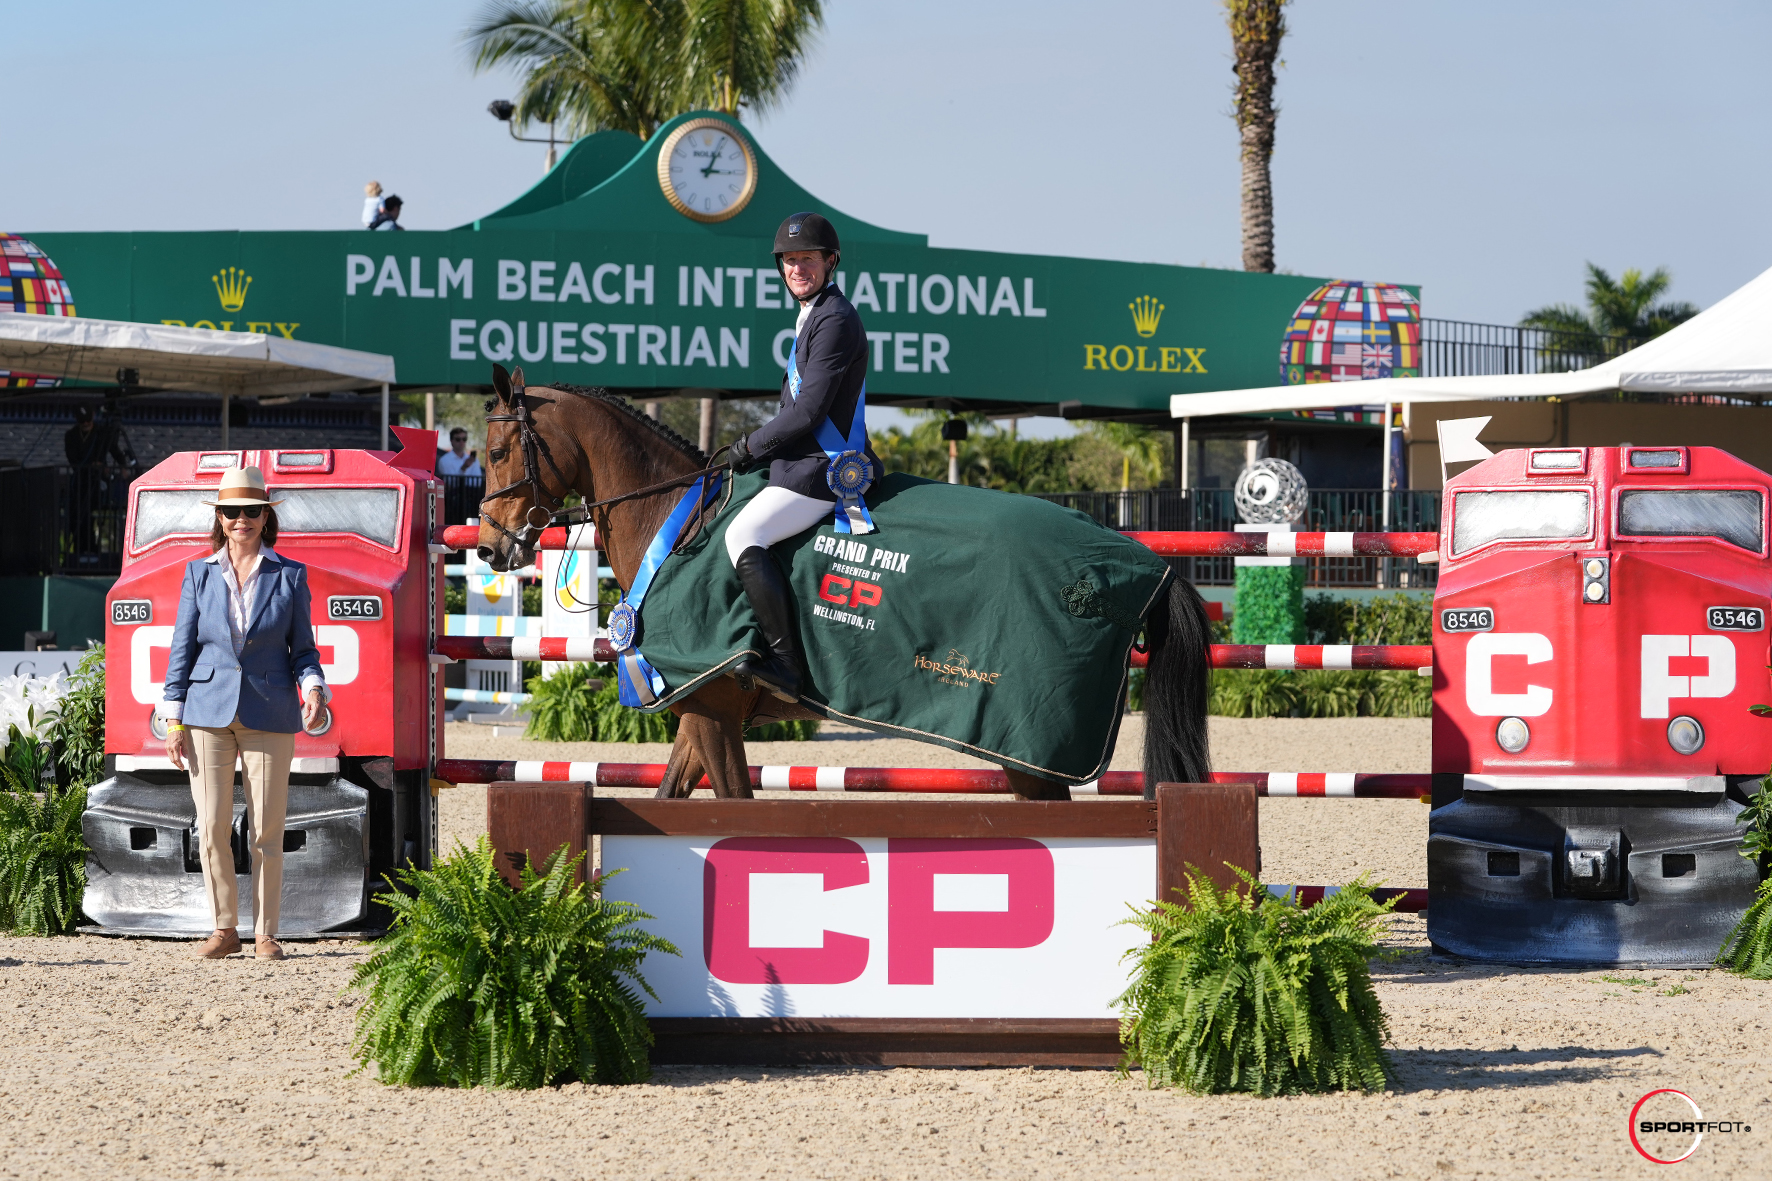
xmin=361 ymin=196 xmax=382 ymax=227
xmin=437 ymin=450 xmax=481 ymax=477
xmin=158 ymin=545 xmax=330 ymax=722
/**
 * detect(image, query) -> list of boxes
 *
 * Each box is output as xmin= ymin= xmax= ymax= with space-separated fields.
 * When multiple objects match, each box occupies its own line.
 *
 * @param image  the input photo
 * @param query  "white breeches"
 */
xmin=725 ymin=485 xmax=832 ymax=565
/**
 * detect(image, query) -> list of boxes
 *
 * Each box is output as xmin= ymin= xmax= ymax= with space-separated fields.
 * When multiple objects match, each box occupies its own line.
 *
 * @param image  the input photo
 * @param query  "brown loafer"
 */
xmin=193 ymin=929 xmax=242 ymax=959
xmin=255 ymin=937 xmax=286 ymax=961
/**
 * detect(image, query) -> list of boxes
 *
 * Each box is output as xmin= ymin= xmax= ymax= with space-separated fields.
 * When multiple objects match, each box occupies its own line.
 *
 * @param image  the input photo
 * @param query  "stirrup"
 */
xmin=735 ymin=656 xmax=800 ymax=703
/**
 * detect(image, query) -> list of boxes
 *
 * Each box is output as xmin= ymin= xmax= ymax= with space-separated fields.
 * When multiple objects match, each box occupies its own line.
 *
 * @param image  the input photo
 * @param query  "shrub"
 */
xmin=1118 ymin=867 xmax=1396 ymax=1096
xmin=349 ymin=838 xmax=678 ymax=1088
xmin=1207 ymin=669 xmax=1430 ymax=719
xmin=0 ymin=725 xmax=87 ymax=936
xmin=523 ymin=662 xmax=818 ymax=742
xmin=1304 ymin=592 xmax=1432 ymax=645
xmin=1717 ymin=780 xmax=1772 ymax=976
xmin=49 ymin=646 xmax=106 ymax=789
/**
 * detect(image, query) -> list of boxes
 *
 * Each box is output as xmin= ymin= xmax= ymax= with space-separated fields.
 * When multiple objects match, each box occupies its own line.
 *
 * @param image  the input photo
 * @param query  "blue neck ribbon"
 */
xmin=612 ymin=471 xmax=722 ymax=708
xmin=788 ymin=316 xmax=875 ymax=536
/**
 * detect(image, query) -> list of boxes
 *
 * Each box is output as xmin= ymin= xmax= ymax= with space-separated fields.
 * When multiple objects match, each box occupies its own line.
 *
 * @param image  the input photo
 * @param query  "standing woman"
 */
xmin=160 ymin=466 xmax=330 ymax=960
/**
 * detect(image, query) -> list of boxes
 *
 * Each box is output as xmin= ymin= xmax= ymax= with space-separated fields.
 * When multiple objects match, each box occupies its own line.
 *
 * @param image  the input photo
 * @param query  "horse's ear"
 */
xmin=510 ymin=366 xmax=526 ymax=396
xmin=491 ymin=362 xmax=512 ymax=404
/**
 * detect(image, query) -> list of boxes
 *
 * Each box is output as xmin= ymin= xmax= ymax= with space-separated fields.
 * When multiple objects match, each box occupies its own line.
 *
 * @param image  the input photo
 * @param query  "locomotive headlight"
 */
xmin=1667 ymin=715 xmax=1705 ymax=755
xmin=1496 ymin=717 xmax=1531 ymax=753
xmin=148 ymin=709 xmax=167 ymax=740
xmin=1584 ymin=581 xmax=1605 ymax=601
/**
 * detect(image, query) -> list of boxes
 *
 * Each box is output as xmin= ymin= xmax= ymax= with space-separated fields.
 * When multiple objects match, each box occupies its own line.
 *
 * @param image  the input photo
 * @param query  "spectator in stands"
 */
xmin=64 ymin=405 xmax=127 ymax=467
xmin=367 ymin=195 xmax=404 ymax=231
xmin=437 ymin=427 xmax=481 ymax=477
xmin=361 ymin=181 xmax=383 ymax=227
xmin=64 ymin=405 xmax=130 ymax=555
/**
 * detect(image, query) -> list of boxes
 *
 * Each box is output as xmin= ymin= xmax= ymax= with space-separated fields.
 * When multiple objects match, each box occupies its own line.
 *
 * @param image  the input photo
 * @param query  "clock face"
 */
xmin=658 ymin=118 xmax=758 ymax=223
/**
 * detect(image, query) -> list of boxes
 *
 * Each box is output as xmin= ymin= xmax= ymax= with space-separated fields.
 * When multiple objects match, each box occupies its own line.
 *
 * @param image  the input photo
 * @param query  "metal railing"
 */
xmin=441 ymin=474 xmax=483 ymax=526
xmin=1419 ymin=318 xmax=1646 ymax=379
xmin=0 ymin=465 xmax=135 ymax=576
xmin=1034 ymin=489 xmax=1442 ymax=588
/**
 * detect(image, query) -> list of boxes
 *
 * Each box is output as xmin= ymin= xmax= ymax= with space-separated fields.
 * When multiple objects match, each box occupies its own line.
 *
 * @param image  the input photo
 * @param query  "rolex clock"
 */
xmin=657 ymin=117 xmax=758 ymax=222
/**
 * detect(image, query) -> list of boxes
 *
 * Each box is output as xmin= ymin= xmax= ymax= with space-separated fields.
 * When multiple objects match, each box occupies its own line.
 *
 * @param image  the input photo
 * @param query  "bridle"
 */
xmin=480 ymin=379 xmax=571 ymax=555
xmin=480 ymin=379 xmax=732 ymax=560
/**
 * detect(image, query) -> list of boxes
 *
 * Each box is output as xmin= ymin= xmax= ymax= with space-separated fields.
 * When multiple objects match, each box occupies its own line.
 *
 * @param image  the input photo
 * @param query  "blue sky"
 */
xmin=8 ymin=0 xmax=1768 ymax=434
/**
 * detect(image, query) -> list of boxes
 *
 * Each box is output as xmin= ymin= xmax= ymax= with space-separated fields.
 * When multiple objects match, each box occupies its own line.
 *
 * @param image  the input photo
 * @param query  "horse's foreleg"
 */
xmin=1005 ymin=769 xmax=1072 ymax=802
xmin=655 ymin=725 xmax=705 ymax=799
xmin=672 ymin=681 xmax=755 ymax=799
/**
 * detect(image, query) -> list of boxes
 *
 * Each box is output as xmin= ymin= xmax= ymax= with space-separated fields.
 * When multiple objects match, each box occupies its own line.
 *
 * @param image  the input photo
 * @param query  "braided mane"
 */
xmin=555 ymin=384 xmax=707 ymax=464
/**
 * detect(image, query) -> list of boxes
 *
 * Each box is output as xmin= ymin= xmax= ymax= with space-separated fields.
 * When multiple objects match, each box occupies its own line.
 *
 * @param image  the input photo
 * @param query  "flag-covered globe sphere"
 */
xmin=1279 ymin=280 xmax=1419 ymax=385
xmin=0 ymin=233 xmax=77 ymax=388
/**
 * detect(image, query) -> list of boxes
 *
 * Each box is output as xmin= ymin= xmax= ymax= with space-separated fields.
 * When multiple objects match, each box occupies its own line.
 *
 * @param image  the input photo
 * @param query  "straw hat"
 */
xmin=202 ymin=465 xmax=283 ymax=507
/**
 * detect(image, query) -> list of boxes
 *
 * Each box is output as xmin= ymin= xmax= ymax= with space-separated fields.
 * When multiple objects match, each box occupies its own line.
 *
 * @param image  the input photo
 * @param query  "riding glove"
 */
xmin=729 ymin=434 xmax=756 ymax=473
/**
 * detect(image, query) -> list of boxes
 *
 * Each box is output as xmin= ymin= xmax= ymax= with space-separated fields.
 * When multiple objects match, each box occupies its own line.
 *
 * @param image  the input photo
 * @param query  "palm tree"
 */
xmin=1521 ymin=264 xmax=1699 ymax=364
xmin=1522 ymin=264 xmax=1698 ymax=339
xmin=466 ymin=0 xmax=823 ymax=142
xmin=1225 ymin=0 xmax=1290 ymax=273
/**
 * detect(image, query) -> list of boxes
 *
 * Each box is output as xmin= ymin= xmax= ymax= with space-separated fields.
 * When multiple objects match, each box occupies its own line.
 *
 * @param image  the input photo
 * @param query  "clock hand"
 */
xmin=699 ymin=145 xmax=725 ymax=178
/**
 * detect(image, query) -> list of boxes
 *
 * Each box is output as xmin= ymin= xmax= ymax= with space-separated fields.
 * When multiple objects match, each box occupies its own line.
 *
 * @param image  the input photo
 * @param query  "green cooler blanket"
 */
xmin=629 ymin=472 xmax=1171 ymax=784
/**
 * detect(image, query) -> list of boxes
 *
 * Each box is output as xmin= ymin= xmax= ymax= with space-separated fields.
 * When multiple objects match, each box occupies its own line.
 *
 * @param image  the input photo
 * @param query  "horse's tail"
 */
xmin=1141 ymin=575 xmax=1213 ymax=798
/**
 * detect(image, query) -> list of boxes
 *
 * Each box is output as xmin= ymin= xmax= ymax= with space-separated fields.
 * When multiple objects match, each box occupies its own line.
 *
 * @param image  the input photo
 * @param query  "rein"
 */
xmin=481 ymin=379 xmax=732 ymax=555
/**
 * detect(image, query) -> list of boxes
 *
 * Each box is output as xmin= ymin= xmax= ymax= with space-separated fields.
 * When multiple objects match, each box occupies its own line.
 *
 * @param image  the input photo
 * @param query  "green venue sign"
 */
xmin=27 ymin=111 xmax=1379 ymax=416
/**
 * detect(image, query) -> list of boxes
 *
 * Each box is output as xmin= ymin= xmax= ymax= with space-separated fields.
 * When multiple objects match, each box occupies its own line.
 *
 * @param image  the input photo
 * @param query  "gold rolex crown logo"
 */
xmin=1129 ymin=295 xmax=1164 ymax=338
xmin=212 ymin=266 xmax=252 ymax=313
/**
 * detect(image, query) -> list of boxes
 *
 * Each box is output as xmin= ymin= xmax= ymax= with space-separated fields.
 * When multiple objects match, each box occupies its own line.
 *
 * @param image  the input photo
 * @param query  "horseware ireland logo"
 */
xmin=1129 ymin=295 xmax=1164 ymax=338
xmin=913 ymin=649 xmax=1004 ymax=688
xmin=213 ymin=267 xmax=252 ymax=312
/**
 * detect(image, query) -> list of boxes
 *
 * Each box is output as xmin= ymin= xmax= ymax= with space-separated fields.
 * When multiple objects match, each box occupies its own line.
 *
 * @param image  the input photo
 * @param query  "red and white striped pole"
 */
xmin=437 ymin=526 xmax=1434 ymax=559
xmin=434 ymin=760 xmax=1430 ymax=799
xmin=433 ymin=636 xmax=1431 ymax=672
xmin=1124 ymin=531 xmax=1436 ymax=558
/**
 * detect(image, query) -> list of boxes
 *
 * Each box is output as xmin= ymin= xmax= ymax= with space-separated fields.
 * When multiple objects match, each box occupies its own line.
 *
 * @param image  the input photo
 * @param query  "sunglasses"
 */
xmin=218 ymin=505 xmax=264 ymax=520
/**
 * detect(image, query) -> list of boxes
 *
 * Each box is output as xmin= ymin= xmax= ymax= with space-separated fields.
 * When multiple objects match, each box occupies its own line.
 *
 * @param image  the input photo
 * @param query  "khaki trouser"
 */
xmin=188 ymin=719 xmax=292 ymax=937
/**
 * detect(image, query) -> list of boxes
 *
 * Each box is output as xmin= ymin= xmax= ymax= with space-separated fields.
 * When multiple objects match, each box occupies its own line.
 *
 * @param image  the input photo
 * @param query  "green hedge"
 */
xmin=1231 ymin=566 xmax=1304 ymax=645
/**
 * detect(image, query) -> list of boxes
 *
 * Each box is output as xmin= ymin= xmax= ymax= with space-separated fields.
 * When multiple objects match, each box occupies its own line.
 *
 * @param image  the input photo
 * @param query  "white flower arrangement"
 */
xmin=0 ymin=671 xmax=67 ymax=754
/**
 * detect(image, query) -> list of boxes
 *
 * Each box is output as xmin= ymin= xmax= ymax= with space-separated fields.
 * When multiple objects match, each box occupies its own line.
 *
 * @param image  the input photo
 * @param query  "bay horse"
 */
xmin=473 ymin=364 xmax=1212 ymax=800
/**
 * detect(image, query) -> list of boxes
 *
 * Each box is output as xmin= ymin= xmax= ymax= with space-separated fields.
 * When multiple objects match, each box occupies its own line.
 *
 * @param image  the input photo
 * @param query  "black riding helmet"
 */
xmin=772 ymin=211 xmax=840 ymax=276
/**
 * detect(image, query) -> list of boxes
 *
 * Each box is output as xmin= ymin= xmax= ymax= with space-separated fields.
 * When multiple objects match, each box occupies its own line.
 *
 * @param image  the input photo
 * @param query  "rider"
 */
xmin=725 ymin=211 xmax=876 ymax=703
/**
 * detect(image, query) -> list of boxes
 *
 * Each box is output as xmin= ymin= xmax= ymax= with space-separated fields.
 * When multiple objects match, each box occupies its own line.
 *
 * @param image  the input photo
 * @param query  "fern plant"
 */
xmin=1716 ymin=779 xmax=1772 ymax=976
xmin=0 ymin=724 xmax=88 ymax=936
xmin=348 ymin=837 xmax=678 ymax=1088
xmin=1118 ymin=866 xmax=1396 ymax=1096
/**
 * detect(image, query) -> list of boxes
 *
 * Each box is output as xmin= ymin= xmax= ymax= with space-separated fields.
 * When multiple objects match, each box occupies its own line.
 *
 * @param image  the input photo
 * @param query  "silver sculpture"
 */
xmin=1234 ymin=457 xmax=1308 ymax=525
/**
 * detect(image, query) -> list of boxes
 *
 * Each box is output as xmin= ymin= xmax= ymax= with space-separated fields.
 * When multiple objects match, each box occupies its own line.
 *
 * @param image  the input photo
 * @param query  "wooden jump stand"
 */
xmin=488 ymin=782 xmax=1259 ymax=1068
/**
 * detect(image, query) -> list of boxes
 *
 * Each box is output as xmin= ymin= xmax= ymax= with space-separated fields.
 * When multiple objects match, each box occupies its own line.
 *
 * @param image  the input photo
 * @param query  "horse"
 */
xmin=473 ymin=364 xmax=1213 ymax=801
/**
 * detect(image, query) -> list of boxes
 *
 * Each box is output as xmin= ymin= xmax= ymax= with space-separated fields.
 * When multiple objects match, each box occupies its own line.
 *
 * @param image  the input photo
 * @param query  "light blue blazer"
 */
xmin=162 ymin=548 xmax=325 ymax=733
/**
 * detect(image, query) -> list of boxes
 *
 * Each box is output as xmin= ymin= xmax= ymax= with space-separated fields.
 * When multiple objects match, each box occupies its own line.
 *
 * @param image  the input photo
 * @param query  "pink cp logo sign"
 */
xmin=700 ymin=837 xmax=1055 ymax=986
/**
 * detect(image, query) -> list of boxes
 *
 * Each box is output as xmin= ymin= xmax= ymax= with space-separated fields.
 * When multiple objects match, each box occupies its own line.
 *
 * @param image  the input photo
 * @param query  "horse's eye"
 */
xmin=489 ymin=449 xmax=507 ymax=463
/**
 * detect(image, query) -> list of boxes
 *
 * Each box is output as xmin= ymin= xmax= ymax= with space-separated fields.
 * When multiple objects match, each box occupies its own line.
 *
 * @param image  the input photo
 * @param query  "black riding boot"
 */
xmin=732 ymin=545 xmax=805 ymax=703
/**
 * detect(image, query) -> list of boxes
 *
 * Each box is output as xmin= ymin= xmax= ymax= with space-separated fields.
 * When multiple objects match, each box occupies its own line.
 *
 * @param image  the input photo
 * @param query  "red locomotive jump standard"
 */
xmin=1427 ymin=444 xmax=1764 ymax=965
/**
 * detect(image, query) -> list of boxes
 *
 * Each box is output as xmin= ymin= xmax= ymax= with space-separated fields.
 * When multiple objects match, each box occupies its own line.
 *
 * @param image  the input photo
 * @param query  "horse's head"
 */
xmin=476 ymin=363 xmax=577 ymax=571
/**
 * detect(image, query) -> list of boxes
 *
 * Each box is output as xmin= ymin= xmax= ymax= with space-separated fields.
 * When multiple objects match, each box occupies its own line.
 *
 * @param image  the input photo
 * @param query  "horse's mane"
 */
xmin=521 ymin=383 xmax=709 ymax=465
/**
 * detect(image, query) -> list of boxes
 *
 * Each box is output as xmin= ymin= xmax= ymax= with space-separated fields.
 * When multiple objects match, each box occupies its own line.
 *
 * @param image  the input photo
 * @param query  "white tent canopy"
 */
xmin=0 ymin=312 xmax=395 ymax=397
xmin=1170 ymin=262 xmax=1772 ymax=420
